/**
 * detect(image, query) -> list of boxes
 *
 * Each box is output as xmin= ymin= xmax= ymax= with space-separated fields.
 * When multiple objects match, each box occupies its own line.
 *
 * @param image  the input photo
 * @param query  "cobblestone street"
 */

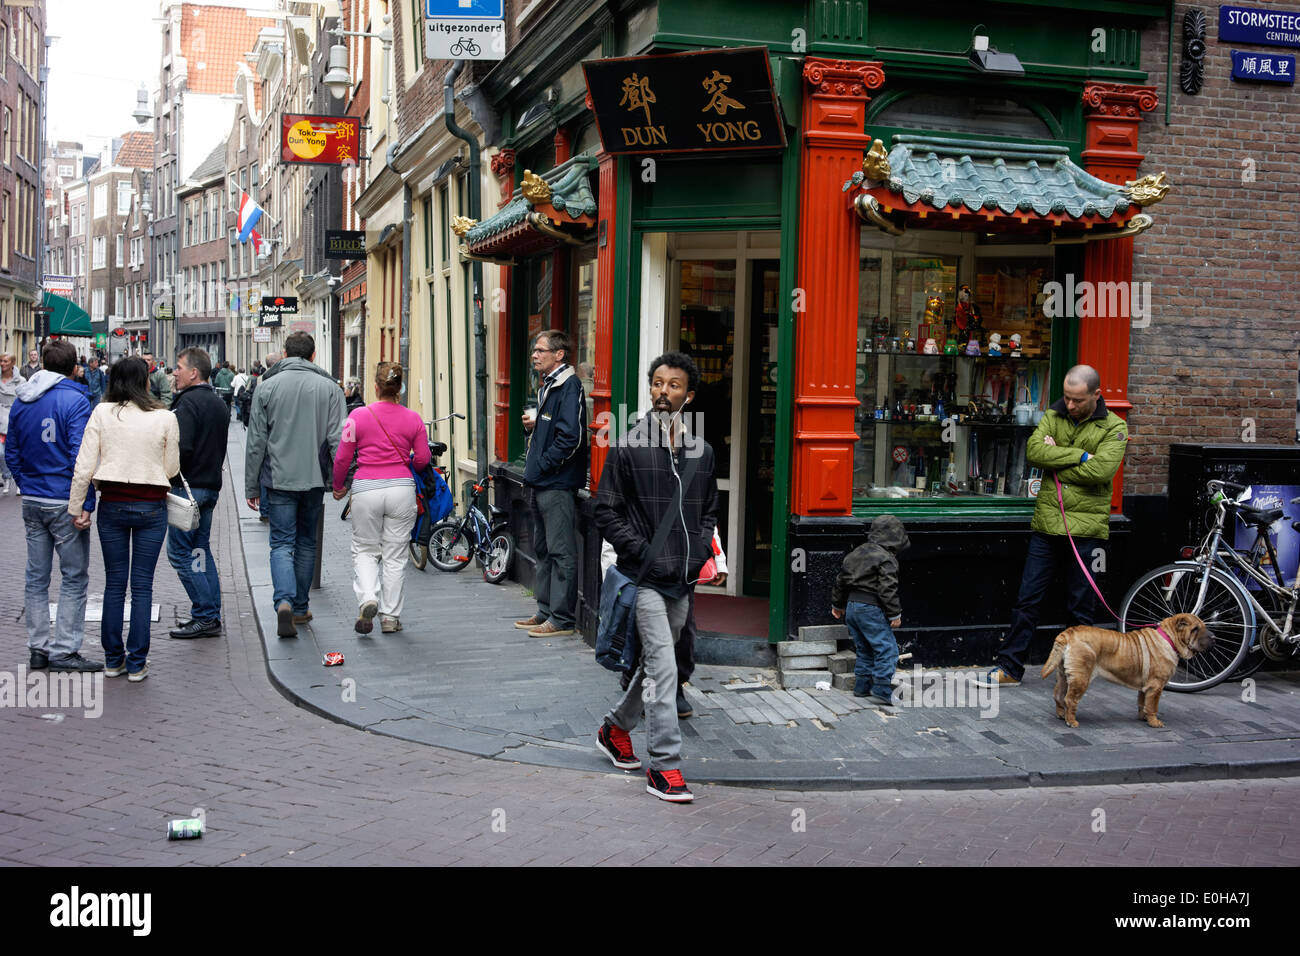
xmin=2 ymin=459 xmax=1299 ymax=869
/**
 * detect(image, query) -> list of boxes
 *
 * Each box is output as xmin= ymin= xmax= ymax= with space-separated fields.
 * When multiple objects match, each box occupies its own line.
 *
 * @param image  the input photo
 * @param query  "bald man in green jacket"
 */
xmin=982 ymin=364 xmax=1128 ymax=686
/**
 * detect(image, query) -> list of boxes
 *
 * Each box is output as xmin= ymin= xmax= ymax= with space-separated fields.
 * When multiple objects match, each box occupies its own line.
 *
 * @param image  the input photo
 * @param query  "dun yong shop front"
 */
xmin=474 ymin=4 xmax=1169 ymax=666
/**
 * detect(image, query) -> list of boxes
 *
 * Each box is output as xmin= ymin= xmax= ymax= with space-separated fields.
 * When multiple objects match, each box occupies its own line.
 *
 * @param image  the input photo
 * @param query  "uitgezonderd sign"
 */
xmin=582 ymin=47 xmax=786 ymax=155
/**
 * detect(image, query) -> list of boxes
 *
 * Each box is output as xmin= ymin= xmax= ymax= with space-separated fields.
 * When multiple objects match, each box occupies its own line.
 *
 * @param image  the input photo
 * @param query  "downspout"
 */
xmin=401 ymin=178 xmax=411 ymax=386
xmin=445 ymin=61 xmax=489 ymax=482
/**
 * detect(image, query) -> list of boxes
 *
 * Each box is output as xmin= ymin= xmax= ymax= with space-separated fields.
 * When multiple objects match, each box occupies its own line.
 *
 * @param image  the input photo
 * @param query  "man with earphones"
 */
xmin=594 ymin=352 xmax=718 ymax=803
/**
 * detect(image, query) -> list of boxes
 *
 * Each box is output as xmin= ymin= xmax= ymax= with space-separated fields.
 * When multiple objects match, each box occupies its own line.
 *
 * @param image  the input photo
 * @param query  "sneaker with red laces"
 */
xmin=646 ymin=768 xmax=694 ymax=803
xmin=596 ymin=720 xmax=641 ymax=770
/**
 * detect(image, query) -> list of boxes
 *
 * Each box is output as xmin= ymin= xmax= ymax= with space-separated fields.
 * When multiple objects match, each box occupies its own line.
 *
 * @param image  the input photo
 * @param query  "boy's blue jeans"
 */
xmin=845 ymin=602 xmax=898 ymax=698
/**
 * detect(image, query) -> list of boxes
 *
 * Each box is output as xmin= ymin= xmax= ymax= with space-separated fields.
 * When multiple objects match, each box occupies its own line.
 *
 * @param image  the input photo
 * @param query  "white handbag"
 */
xmin=166 ymin=471 xmax=201 ymax=531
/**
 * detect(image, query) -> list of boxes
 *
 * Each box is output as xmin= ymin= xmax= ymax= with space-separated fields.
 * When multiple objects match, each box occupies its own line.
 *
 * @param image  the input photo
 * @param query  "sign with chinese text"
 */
xmin=583 ymin=47 xmax=786 ymax=155
xmin=280 ymin=114 xmax=362 ymax=166
xmin=253 ymin=326 xmax=272 ymax=342
xmin=425 ymin=0 xmax=504 ymax=61
xmin=1219 ymin=5 xmax=1300 ymax=49
xmin=326 ymin=230 xmax=366 ymax=260
xmin=1230 ymin=49 xmax=1296 ymax=81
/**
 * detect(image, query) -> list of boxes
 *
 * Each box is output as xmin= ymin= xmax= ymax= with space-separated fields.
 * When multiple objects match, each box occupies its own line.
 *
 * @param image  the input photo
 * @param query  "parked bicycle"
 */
xmin=410 ymin=472 xmax=514 ymax=584
xmin=1120 ymin=479 xmax=1299 ymax=692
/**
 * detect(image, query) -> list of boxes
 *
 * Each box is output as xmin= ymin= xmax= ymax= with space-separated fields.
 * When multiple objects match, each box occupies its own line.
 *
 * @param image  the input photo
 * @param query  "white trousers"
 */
xmin=349 ymin=485 xmax=418 ymax=617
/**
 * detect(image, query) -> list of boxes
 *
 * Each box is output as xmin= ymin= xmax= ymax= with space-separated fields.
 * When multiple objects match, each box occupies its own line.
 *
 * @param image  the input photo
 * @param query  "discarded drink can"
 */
xmin=323 ymin=652 xmax=345 ymax=667
xmin=168 ymin=818 xmax=203 ymax=840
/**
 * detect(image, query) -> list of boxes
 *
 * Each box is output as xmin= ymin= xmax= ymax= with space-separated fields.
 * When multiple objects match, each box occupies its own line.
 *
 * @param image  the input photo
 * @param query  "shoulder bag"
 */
xmin=367 ymin=407 xmax=454 ymax=531
xmin=595 ymin=449 xmax=701 ymax=673
xmin=167 ymin=470 xmax=201 ymax=531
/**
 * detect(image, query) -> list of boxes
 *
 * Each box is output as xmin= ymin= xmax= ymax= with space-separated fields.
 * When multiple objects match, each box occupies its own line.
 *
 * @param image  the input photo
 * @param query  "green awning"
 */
xmin=42 ymin=292 xmax=93 ymax=336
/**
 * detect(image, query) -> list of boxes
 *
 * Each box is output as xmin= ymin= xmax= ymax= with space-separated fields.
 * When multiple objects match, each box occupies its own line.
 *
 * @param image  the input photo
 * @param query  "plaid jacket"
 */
xmin=595 ymin=415 xmax=718 ymax=600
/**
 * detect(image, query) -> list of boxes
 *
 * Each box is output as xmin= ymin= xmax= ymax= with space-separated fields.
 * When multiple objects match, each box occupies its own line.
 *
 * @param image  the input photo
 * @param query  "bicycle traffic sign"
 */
xmin=424 ymin=0 xmax=504 ymax=61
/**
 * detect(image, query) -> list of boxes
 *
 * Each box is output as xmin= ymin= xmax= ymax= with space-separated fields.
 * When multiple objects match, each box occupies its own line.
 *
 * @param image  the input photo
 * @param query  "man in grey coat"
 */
xmin=244 ymin=332 xmax=344 ymax=637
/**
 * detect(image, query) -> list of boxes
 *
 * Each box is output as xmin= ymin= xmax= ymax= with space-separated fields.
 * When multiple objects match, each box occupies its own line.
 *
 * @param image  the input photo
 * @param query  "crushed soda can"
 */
xmin=168 ymin=818 xmax=203 ymax=840
xmin=323 ymin=652 xmax=345 ymax=666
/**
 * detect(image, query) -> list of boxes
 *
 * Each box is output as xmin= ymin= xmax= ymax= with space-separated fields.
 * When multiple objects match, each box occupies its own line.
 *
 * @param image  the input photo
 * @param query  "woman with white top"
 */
xmin=70 ymin=357 xmax=180 ymax=682
xmin=0 ymin=352 xmax=24 ymax=494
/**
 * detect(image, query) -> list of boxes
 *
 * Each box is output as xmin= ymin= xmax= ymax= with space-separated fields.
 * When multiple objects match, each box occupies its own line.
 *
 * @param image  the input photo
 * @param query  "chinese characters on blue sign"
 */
xmin=1219 ymin=5 xmax=1300 ymax=48
xmin=1231 ymin=49 xmax=1296 ymax=82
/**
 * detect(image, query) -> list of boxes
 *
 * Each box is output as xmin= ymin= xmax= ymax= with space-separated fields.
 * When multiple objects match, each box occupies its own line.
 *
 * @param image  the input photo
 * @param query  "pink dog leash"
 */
xmin=1054 ymin=475 xmax=1176 ymax=650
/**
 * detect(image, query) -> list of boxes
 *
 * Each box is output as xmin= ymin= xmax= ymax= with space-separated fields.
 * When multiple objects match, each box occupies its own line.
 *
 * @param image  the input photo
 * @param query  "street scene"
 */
xmin=2 ymin=0 xmax=1300 ymax=898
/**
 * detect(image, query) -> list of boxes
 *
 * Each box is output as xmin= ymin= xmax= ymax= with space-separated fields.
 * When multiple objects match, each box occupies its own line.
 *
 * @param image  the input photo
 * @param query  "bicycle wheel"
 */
xmin=481 ymin=529 xmax=514 ymax=584
xmin=1120 ymin=563 xmax=1254 ymax=692
xmin=428 ymin=520 xmax=473 ymax=572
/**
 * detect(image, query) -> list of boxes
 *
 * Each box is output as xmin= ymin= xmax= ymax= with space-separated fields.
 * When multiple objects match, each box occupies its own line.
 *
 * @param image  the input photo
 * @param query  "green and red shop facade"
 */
xmin=471 ymin=0 xmax=1173 ymax=664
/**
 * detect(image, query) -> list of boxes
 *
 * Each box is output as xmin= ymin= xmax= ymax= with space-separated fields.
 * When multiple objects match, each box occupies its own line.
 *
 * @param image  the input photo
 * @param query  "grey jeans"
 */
xmin=531 ymin=488 xmax=578 ymax=629
xmin=606 ymin=587 xmax=690 ymax=771
xmin=23 ymin=500 xmax=90 ymax=657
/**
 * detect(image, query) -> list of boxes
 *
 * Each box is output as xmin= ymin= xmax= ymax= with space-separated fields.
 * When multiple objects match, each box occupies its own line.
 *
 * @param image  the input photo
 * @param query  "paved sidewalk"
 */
xmin=229 ymin=431 xmax=1300 ymax=790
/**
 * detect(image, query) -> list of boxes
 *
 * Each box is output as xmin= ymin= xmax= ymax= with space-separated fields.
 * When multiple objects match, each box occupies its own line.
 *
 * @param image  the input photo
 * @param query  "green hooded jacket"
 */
xmin=1027 ymin=395 xmax=1128 ymax=540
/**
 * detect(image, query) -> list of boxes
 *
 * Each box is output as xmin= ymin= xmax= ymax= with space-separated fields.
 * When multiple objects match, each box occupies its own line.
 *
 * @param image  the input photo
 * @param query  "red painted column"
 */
xmin=490 ymin=148 xmax=516 ymax=462
xmin=589 ymin=151 xmax=617 ymax=493
xmin=1079 ymin=83 xmax=1158 ymax=512
xmin=793 ymin=59 xmax=884 ymax=516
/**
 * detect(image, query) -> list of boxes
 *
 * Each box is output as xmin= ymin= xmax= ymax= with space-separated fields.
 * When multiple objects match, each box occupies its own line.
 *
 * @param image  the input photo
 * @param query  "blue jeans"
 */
xmin=166 ymin=487 xmax=221 ymax=622
xmin=97 ymin=499 xmax=168 ymax=672
xmin=997 ymin=531 xmax=1101 ymax=681
xmin=266 ymin=488 xmax=324 ymax=614
xmin=22 ymin=500 xmax=90 ymax=657
xmin=845 ymin=602 xmax=898 ymax=698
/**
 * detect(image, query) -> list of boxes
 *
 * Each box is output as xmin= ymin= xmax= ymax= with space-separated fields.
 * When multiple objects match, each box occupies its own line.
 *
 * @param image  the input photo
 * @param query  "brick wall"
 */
xmin=1129 ymin=1 xmax=1300 ymax=494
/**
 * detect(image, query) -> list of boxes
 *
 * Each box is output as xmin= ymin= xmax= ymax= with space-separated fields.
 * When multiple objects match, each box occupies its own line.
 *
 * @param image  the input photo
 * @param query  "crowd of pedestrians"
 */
xmin=3 ymin=332 xmax=738 ymax=805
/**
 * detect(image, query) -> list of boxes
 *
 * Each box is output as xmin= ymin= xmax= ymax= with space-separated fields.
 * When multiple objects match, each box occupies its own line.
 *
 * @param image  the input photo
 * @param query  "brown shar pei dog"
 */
xmin=1040 ymin=613 xmax=1213 ymax=729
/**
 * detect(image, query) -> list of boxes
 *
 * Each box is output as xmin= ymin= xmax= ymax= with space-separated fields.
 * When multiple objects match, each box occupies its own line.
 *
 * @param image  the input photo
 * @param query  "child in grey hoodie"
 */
xmin=831 ymin=514 xmax=910 ymax=705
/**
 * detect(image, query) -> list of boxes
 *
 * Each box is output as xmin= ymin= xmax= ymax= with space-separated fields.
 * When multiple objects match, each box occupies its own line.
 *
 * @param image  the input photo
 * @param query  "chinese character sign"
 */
xmin=1231 ymin=49 xmax=1296 ymax=82
xmin=281 ymin=115 xmax=363 ymax=165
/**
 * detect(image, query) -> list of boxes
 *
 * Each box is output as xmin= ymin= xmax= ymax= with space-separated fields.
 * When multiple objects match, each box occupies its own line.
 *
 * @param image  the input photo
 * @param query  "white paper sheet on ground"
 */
xmin=50 ymin=603 xmax=160 ymax=624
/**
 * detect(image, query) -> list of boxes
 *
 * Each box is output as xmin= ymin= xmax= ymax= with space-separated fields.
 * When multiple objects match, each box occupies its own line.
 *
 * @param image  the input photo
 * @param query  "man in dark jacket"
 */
xmin=5 ymin=340 xmax=100 ymax=672
xmin=83 ymin=356 xmax=106 ymax=405
xmin=166 ymin=348 xmax=230 ymax=639
xmin=594 ymin=351 xmax=718 ymax=803
xmin=514 ymin=330 xmax=589 ymax=638
xmin=831 ymin=515 xmax=911 ymax=704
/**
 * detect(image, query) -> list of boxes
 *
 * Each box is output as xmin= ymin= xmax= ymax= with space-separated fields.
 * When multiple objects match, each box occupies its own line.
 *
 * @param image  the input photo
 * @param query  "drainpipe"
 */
xmin=400 ymin=179 xmax=411 ymax=386
xmin=444 ymin=61 xmax=489 ymax=482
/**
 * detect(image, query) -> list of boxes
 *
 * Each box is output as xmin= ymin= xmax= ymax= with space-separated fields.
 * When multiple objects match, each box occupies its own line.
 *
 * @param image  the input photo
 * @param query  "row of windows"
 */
xmin=4 ymin=8 xmax=42 ymax=79
xmin=183 ymin=189 xmax=225 ymax=247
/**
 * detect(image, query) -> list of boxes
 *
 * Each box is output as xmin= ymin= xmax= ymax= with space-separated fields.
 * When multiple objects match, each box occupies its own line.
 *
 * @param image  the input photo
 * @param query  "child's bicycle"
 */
xmin=1119 ymin=479 xmax=1300 ymax=691
xmin=409 ymin=473 xmax=514 ymax=584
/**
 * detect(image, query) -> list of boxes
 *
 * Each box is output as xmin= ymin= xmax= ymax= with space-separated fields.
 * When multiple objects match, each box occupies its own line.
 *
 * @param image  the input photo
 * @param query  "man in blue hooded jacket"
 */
xmin=5 ymin=340 xmax=101 ymax=672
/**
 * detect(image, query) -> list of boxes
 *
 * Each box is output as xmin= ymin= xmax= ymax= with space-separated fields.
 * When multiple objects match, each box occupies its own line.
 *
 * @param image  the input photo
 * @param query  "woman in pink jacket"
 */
xmin=332 ymin=362 xmax=431 ymax=634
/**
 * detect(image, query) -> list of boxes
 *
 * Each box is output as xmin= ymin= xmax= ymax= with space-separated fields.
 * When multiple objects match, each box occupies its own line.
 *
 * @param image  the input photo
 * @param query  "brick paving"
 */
xmin=0 ymin=429 xmax=1297 ymax=866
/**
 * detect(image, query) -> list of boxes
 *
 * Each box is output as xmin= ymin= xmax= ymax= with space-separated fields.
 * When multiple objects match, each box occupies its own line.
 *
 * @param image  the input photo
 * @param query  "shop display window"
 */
xmin=678 ymin=259 xmax=736 ymax=480
xmin=572 ymin=244 xmax=598 ymax=422
xmin=855 ymin=234 xmax=1056 ymax=505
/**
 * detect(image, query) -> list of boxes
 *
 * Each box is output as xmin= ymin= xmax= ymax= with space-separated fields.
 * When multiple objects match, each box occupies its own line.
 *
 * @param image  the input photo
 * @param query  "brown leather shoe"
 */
xmin=528 ymin=620 xmax=575 ymax=638
xmin=513 ymin=614 xmax=546 ymax=630
xmin=293 ymin=611 xmax=313 ymax=624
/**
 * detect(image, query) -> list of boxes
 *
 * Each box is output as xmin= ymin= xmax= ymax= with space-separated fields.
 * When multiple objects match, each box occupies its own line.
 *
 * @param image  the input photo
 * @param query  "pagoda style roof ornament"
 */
xmin=1121 ymin=172 xmax=1171 ymax=205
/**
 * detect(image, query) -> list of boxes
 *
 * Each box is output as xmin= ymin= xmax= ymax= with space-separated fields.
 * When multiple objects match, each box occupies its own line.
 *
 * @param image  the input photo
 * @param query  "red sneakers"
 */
xmin=646 ymin=768 xmax=694 ymax=803
xmin=596 ymin=720 xmax=641 ymax=770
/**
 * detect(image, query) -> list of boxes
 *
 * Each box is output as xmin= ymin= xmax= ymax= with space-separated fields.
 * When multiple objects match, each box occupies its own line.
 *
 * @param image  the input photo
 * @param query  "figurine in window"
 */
xmin=965 ymin=338 xmax=980 ymax=356
xmin=954 ymin=285 xmax=973 ymax=333
xmin=1009 ymin=332 xmax=1023 ymax=358
xmin=923 ymin=337 xmax=939 ymax=355
xmin=987 ymin=333 xmax=1003 ymax=356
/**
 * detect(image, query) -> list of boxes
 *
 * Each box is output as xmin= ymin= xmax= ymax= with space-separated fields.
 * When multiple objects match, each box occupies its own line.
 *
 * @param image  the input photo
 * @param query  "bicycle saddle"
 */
xmin=489 ymin=505 xmax=508 ymax=521
xmin=429 ymin=441 xmax=448 ymax=458
xmin=1232 ymin=501 xmax=1285 ymax=526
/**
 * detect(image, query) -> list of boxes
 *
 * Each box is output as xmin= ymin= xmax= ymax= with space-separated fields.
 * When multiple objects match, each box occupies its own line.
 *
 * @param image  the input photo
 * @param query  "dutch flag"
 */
xmin=237 ymin=192 xmax=264 ymax=244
